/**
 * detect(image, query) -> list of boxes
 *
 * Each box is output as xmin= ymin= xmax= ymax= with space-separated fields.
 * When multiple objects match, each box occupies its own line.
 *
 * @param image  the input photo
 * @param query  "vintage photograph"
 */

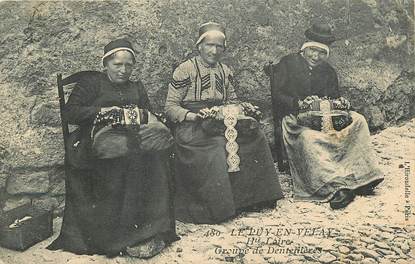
xmin=0 ymin=0 xmax=414 ymax=263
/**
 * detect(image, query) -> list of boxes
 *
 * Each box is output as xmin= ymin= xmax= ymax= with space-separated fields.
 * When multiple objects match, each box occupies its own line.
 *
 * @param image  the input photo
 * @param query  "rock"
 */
xmin=376 ymin=248 xmax=396 ymax=256
xmin=382 ymin=71 xmax=415 ymax=124
xmin=408 ymin=241 xmax=415 ymax=253
xmin=395 ymin=259 xmax=411 ymax=264
xmin=0 ymin=173 xmax=8 ymax=189
xmin=66 ymin=258 xmax=92 ymax=264
xmin=0 ymin=144 xmax=10 ymax=159
xmin=385 ymin=35 xmax=407 ymax=49
xmin=49 ymin=168 xmax=65 ymax=196
xmin=358 ymin=249 xmax=381 ymax=260
xmin=398 ymin=241 xmax=411 ymax=254
xmin=6 ymin=170 xmax=49 ymax=194
xmin=336 ymin=236 xmax=353 ymax=244
xmin=318 ymin=252 xmax=337 ymax=263
xmin=361 ymin=258 xmax=377 ymax=264
xmin=394 ymin=235 xmax=409 ymax=243
xmin=371 ymin=233 xmax=383 ymax=242
xmin=379 ymin=232 xmax=394 ymax=240
xmin=338 ymin=245 xmax=351 ymax=254
xmin=391 ymin=246 xmax=406 ymax=256
xmin=32 ymin=196 xmax=59 ymax=211
xmin=3 ymin=196 xmax=31 ymax=211
xmin=347 ymin=254 xmax=364 ymax=261
xmin=6 ymin=127 xmax=65 ymax=169
xmin=363 ymin=105 xmax=385 ymax=128
xmin=329 ymin=251 xmax=343 ymax=258
xmin=30 ymin=102 xmax=61 ymax=127
xmin=286 ymin=256 xmax=306 ymax=264
xmin=374 ymin=225 xmax=395 ymax=233
xmin=379 ymin=259 xmax=393 ymax=264
xmin=367 ymin=244 xmax=376 ymax=250
xmin=126 ymin=238 xmax=166 ymax=258
xmin=375 ymin=241 xmax=391 ymax=250
xmin=361 ymin=237 xmax=376 ymax=244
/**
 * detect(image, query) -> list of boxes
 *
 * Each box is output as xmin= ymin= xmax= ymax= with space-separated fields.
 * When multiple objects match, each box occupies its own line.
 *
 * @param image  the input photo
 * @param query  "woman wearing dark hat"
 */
xmin=48 ymin=39 xmax=177 ymax=258
xmin=268 ymin=23 xmax=384 ymax=209
xmin=165 ymin=22 xmax=284 ymax=224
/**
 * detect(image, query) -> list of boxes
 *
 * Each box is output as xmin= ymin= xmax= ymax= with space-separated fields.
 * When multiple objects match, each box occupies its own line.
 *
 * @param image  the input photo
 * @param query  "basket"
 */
xmin=0 ymin=204 xmax=53 ymax=251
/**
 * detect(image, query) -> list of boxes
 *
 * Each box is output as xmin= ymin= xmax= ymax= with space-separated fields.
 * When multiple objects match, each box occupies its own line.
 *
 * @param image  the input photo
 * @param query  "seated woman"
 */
xmin=165 ymin=22 xmax=284 ymax=224
xmin=48 ymin=39 xmax=177 ymax=258
xmin=270 ymin=23 xmax=384 ymax=209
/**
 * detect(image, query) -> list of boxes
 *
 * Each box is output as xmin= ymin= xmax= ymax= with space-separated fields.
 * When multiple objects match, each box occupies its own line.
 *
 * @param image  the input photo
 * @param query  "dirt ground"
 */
xmin=0 ymin=119 xmax=414 ymax=264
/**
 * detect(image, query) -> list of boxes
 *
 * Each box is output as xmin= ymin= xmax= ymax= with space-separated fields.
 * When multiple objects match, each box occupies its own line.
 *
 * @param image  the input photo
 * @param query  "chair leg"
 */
xmin=167 ymin=147 xmax=180 ymax=240
xmin=274 ymin=120 xmax=288 ymax=172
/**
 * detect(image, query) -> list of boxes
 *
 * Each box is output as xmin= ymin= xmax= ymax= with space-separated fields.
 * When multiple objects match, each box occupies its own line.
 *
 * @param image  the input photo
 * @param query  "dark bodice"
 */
xmin=64 ymin=71 xmax=151 ymax=127
xmin=270 ymin=53 xmax=340 ymax=120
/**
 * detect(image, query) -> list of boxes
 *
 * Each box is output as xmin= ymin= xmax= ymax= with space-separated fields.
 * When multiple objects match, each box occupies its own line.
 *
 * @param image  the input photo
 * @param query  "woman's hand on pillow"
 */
xmin=241 ymin=102 xmax=258 ymax=112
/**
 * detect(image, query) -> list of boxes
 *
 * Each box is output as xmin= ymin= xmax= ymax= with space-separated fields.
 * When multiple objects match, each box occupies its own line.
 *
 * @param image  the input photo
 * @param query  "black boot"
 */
xmin=329 ymin=189 xmax=355 ymax=209
xmin=354 ymin=178 xmax=384 ymax=196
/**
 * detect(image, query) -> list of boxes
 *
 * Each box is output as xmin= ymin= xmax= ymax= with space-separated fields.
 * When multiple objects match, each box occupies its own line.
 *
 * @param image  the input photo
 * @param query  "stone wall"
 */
xmin=0 ymin=0 xmax=414 ymax=214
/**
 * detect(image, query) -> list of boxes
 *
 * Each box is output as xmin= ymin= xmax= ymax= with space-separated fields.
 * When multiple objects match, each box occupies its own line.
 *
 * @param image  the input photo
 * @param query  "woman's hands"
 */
xmin=184 ymin=107 xmax=219 ymax=121
xmin=185 ymin=103 xmax=261 ymax=122
xmin=298 ymin=95 xmax=319 ymax=110
xmin=240 ymin=102 xmax=258 ymax=112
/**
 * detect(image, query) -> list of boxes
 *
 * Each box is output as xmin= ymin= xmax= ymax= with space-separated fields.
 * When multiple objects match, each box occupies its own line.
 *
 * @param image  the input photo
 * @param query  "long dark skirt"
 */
xmin=174 ymin=112 xmax=284 ymax=224
xmin=48 ymin=129 xmax=177 ymax=256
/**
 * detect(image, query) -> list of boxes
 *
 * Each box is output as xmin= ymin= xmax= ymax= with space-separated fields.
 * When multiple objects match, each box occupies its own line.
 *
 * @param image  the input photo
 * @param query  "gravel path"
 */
xmin=1 ymin=119 xmax=414 ymax=264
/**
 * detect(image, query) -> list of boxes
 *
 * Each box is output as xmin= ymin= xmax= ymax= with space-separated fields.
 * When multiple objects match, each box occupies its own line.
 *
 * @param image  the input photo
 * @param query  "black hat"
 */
xmin=102 ymin=38 xmax=136 ymax=61
xmin=304 ymin=23 xmax=335 ymax=45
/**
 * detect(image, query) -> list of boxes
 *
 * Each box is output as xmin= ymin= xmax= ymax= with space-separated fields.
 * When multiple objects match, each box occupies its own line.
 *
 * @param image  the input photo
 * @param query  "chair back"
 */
xmin=57 ymin=71 xmax=101 ymax=155
xmin=264 ymin=62 xmax=287 ymax=169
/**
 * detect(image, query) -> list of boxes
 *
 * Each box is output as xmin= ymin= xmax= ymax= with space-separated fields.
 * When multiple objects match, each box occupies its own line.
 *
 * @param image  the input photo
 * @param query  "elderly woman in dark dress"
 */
xmin=48 ymin=39 xmax=177 ymax=258
xmin=165 ymin=22 xmax=283 ymax=224
xmin=269 ymin=23 xmax=384 ymax=209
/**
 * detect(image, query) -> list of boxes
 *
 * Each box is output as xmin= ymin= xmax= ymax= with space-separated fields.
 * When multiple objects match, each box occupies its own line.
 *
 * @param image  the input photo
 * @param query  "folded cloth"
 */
xmin=138 ymin=113 xmax=175 ymax=152
xmin=91 ymin=126 xmax=131 ymax=159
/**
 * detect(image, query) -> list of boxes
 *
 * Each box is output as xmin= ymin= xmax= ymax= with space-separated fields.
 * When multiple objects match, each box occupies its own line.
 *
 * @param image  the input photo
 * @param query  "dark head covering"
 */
xmin=102 ymin=38 xmax=136 ymax=62
xmin=304 ymin=23 xmax=335 ymax=45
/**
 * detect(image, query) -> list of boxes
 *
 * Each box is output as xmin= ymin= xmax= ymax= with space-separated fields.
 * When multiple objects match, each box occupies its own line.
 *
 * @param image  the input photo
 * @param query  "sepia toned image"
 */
xmin=0 ymin=0 xmax=414 ymax=263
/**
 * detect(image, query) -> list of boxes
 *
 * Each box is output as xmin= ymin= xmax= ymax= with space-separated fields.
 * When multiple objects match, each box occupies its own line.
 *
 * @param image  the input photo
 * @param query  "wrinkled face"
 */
xmin=198 ymin=34 xmax=225 ymax=66
xmin=303 ymin=46 xmax=328 ymax=67
xmin=104 ymin=50 xmax=135 ymax=83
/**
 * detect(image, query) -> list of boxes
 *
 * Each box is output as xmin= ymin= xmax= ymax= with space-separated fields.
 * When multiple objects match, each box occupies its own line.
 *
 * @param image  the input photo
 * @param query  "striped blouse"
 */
xmin=165 ymin=56 xmax=238 ymax=123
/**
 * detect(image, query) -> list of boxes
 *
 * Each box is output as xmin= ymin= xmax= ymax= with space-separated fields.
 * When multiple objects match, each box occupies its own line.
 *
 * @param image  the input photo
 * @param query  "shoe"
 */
xmin=330 ymin=189 xmax=355 ymax=209
xmin=354 ymin=178 xmax=384 ymax=196
xmin=126 ymin=237 xmax=166 ymax=259
xmin=278 ymin=161 xmax=290 ymax=174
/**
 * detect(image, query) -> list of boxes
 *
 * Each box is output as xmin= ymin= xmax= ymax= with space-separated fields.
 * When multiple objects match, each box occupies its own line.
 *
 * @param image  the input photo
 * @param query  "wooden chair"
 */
xmin=57 ymin=71 xmax=99 ymax=157
xmin=264 ymin=62 xmax=288 ymax=172
xmin=57 ymin=72 xmax=178 ymax=236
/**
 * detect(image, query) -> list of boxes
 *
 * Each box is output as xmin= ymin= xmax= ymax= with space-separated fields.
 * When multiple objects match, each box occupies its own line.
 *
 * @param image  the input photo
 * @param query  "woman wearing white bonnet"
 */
xmin=165 ymin=22 xmax=284 ymax=224
xmin=268 ymin=22 xmax=384 ymax=209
